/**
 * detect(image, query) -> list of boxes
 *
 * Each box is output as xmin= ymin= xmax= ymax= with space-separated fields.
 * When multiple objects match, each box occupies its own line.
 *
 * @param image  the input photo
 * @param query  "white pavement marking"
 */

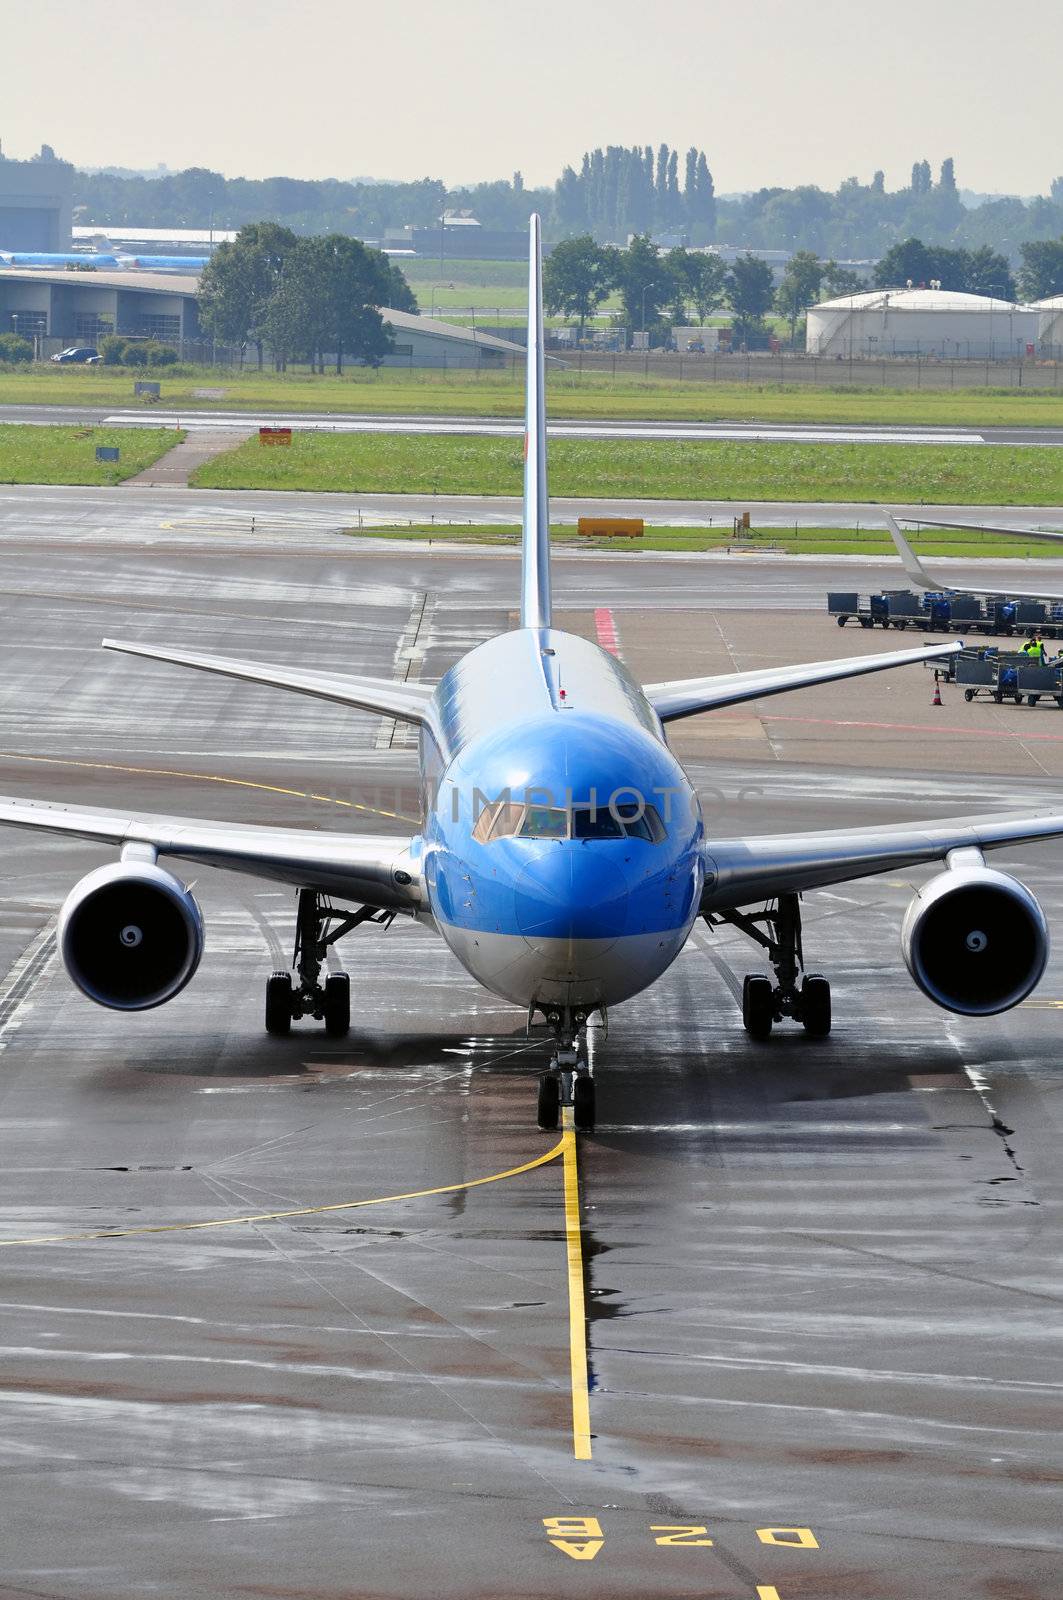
xmin=0 ymin=923 xmax=57 ymax=1054
xmin=100 ymin=411 xmax=986 ymax=447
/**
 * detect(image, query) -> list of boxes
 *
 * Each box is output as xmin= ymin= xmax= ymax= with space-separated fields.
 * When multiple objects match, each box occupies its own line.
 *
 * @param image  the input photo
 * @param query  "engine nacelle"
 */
xmin=901 ymin=860 xmax=1048 ymax=1016
xmin=58 ymin=860 xmax=204 ymax=1011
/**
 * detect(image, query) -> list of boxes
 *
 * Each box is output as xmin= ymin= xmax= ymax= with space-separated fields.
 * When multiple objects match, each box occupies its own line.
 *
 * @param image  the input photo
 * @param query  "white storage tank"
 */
xmin=1034 ymin=295 xmax=1063 ymax=358
xmin=806 ymin=287 xmax=1039 ymax=360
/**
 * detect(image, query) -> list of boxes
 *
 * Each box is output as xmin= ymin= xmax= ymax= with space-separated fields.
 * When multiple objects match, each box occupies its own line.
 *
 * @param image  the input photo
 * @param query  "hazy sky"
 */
xmin=4 ymin=0 xmax=1062 ymax=195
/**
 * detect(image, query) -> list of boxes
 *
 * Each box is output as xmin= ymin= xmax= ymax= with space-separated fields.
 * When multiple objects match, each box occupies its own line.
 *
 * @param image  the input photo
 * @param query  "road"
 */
xmin=4 ymin=480 xmax=1063 ymax=549
xmin=1 ymin=520 xmax=1063 ymax=1596
xmin=5 ymin=399 xmax=1063 ymax=447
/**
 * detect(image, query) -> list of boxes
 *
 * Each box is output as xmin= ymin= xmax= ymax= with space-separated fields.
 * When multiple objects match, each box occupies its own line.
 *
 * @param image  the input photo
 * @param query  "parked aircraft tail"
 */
xmin=520 ymin=214 xmax=551 ymax=630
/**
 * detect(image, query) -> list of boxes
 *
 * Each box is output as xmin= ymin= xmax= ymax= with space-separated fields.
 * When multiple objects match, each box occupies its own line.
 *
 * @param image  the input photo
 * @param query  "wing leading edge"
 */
xmin=885 ymin=514 xmax=1063 ymax=603
xmin=703 ymin=807 xmax=1063 ymax=911
xmin=0 ymin=795 xmax=423 ymax=910
xmin=644 ymin=638 xmax=960 ymax=722
xmin=103 ymin=639 xmax=433 ymax=726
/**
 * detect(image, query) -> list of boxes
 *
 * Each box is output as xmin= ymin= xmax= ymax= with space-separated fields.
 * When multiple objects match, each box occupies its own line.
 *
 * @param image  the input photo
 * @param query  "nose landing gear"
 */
xmin=536 ymin=1005 xmax=596 ymax=1132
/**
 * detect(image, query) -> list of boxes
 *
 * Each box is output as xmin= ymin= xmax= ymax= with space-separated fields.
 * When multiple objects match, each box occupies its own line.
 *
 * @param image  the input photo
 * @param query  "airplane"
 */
xmin=3 ymin=214 xmax=1063 ymax=1134
xmin=886 ymin=513 xmax=1063 ymax=603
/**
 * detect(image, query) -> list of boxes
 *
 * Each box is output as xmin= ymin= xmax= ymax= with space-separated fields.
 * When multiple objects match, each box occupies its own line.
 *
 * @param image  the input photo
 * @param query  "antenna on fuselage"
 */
xmin=520 ymin=214 xmax=552 ymax=630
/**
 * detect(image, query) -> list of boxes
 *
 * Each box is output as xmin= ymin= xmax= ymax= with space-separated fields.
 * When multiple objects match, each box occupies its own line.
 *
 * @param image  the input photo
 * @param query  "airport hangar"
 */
xmin=806 ymin=285 xmax=1040 ymax=360
xmin=0 ymin=267 xmax=523 ymax=368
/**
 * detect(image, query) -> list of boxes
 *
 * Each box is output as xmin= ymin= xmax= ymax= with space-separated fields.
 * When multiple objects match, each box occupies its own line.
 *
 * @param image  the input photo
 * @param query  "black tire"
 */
xmin=836 ymin=615 xmax=848 ymax=627
xmin=573 ymin=1076 xmax=596 ymax=1132
xmin=859 ymin=617 xmax=872 ymax=629
xmin=323 ymin=972 xmax=350 ymax=1038
xmin=537 ymin=1072 xmax=560 ymax=1131
xmin=1027 ymin=695 xmax=1038 ymax=707
xmin=742 ymin=974 xmax=774 ymax=1040
xmin=964 ymin=689 xmax=974 ymax=702
xmin=800 ymin=974 xmax=832 ymax=1038
xmin=1013 ymin=693 xmax=1023 ymax=705
xmin=265 ymin=971 xmax=292 ymax=1037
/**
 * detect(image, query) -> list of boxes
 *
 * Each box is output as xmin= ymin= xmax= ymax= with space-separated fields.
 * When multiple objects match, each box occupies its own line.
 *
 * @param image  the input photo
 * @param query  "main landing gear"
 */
xmin=709 ymin=892 xmax=831 ymax=1040
xmin=536 ymin=1005 xmax=596 ymax=1133
xmin=265 ymin=890 xmax=392 ymax=1039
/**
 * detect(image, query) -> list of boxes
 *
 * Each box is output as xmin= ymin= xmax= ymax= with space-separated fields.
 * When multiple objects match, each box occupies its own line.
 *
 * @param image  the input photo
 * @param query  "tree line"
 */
xmin=544 ymin=237 xmax=863 ymax=347
xmin=72 ymin=151 xmax=1063 ymax=263
xmin=197 ymin=224 xmax=417 ymax=369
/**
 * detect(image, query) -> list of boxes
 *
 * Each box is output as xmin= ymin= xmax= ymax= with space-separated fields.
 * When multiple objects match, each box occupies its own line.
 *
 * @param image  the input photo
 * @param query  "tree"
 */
xmin=198 ymin=222 xmax=298 ymax=366
xmin=386 ymin=262 xmax=418 ymax=313
xmin=618 ymin=234 xmax=673 ymax=338
xmin=725 ymin=254 xmax=775 ymax=344
xmin=774 ymin=250 xmax=824 ymax=343
xmin=1019 ymin=237 xmax=1063 ymax=300
xmin=822 ymin=260 xmax=864 ymax=298
xmin=693 ymin=151 xmax=716 ymax=243
xmin=684 ymin=252 xmax=727 ymax=324
xmin=874 ymin=236 xmax=935 ymax=288
xmin=263 ymin=235 xmax=396 ymax=372
xmin=543 ymin=236 xmax=618 ymax=339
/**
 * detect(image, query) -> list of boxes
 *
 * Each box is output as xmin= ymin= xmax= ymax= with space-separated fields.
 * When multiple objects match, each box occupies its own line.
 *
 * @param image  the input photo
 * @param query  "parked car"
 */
xmin=51 ymin=346 xmax=100 ymax=364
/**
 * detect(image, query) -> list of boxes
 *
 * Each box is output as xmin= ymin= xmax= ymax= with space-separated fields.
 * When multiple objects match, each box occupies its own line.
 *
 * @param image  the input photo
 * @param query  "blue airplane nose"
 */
xmin=514 ymin=847 xmax=629 ymax=951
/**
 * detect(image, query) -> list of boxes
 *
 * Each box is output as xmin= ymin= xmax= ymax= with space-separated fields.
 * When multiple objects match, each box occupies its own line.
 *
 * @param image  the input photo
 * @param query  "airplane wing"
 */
xmin=703 ymin=807 xmax=1063 ymax=911
xmin=103 ymin=639 xmax=433 ymax=726
xmin=885 ymin=514 xmax=1063 ymax=603
xmin=0 ymin=795 xmax=424 ymax=910
xmin=643 ymin=638 xmax=959 ymax=723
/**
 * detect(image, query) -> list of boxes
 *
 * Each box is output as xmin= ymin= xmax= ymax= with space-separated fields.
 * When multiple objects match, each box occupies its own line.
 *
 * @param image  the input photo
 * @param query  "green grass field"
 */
xmin=192 ymin=432 xmax=1063 ymax=505
xmin=1 ymin=362 xmax=1062 ymax=427
xmin=346 ymin=522 xmax=1063 ymax=558
xmin=0 ymin=424 xmax=182 ymax=485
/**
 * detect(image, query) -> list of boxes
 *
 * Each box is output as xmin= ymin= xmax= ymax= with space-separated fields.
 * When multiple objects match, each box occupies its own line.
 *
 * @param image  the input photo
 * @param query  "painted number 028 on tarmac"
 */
xmin=543 ymin=1517 xmax=819 ymax=1591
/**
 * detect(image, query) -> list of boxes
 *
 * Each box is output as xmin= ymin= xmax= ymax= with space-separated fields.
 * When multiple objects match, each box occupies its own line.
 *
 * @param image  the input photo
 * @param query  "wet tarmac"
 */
xmin=1 ymin=522 xmax=1062 ymax=1598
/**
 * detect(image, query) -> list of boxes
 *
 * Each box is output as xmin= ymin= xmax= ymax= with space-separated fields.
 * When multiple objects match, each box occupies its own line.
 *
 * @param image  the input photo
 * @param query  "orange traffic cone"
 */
xmin=932 ymin=678 xmax=943 ymax=707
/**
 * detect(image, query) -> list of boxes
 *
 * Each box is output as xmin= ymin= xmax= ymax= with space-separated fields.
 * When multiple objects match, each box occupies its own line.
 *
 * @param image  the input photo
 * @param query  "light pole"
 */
xmin=641 ymin=283 xmax=650 ymax=332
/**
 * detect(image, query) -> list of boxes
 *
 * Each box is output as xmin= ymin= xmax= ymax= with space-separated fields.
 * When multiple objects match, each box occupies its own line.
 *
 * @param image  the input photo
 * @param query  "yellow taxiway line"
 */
xmin=0 ymin=1113 xmax=595 ymax=1462
xmin=0 ymin=750 xmax=418 ymax=824
xmin=561 ymin=1106 xmax=593 ymax=1460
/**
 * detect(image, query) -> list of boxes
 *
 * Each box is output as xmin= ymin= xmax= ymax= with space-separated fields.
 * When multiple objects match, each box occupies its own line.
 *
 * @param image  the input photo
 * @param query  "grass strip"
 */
xmin=344 ymin=523 xmax=1063 ymax=558
xmin=0 ymin=424 xmax=184 ymax=485
xmin=1 ymin=364 xmax=1063 ymax=426
xmin=192 ymin=431 xmax=1063 ymax=505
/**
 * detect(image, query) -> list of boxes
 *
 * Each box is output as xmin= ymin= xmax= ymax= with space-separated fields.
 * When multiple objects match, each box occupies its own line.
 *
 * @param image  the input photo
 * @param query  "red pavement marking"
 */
xmin=594 ymin=608 xmax=620 ymax=656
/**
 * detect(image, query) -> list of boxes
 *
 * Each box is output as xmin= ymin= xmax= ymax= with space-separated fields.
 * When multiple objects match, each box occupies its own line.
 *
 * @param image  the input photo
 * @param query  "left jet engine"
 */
xmin=58 ymin=861 xmax=204 ymax=1010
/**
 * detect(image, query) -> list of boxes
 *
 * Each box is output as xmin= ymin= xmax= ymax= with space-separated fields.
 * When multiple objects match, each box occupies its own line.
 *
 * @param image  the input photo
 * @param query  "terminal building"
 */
xmin=806 ymin=287 xmax=1040 ymax=360
xmin=0 ymin=267 xmax=523 ymax=367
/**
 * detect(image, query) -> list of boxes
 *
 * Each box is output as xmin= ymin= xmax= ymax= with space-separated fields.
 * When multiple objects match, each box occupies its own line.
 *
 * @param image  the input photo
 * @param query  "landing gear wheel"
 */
xmin=800 ymin=973 xmax=832 ymax=1037
xmin=537 ymin=1072 xmax=560 ymax=1132
xmin=265 ymin=971 xmax=293 ymax=1037
xmin=323 ymin=972 xmax=350 ymax=1038
xmin=573 ymin=1076 xmax=596 ymax=1132
xmin=742 ymin=974 xmax=774 ymax=1040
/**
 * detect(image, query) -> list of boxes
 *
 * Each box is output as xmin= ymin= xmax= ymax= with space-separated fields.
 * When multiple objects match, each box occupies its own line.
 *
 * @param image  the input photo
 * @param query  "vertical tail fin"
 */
xmin=520 ymin=214 xmax=551 ymax=629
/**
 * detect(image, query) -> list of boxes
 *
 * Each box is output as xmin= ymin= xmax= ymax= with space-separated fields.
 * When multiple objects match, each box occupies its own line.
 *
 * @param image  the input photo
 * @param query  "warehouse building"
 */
xmin=1034 ymin=295 xmax=1063 ymax=358
xmin=0 ymin=268 xmax=521 ymax=367
xmin=0 ymin=149 xmax=73 ymax=252
xmin=806 ymin=287 xmax=1039 ymax=360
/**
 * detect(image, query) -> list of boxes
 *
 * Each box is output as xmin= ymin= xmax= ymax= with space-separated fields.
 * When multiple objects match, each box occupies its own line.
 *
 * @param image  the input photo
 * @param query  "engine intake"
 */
xmin=59 ymin=861 xmax=204 ymax=1011
xmin=901 ymin=859 xmax=1048 ymax=1016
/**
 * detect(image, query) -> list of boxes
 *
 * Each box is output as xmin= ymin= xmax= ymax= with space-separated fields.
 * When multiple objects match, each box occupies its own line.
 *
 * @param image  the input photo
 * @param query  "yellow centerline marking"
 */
xmin=562 ymin=1106 xmax=593 ymax=1460
xmin=0 ymin=1138 xmax=565 ymax=1248
xmin=0 ymin=750 xmax=418 ymax=824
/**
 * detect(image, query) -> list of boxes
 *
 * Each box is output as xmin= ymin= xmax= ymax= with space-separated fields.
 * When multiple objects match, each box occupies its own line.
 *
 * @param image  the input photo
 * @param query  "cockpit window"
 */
xmin=472 ymin=801 xmax=524 ymax=844
xmin=614 ymin=801 xmax=666 ymax=843
xmin=572 ymin=807 xmax=624 ymax=839
xmin=471 ymin=799 xmax=666 ymax=844
xmin=520 ymin=806 xmax=567 ymax=839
